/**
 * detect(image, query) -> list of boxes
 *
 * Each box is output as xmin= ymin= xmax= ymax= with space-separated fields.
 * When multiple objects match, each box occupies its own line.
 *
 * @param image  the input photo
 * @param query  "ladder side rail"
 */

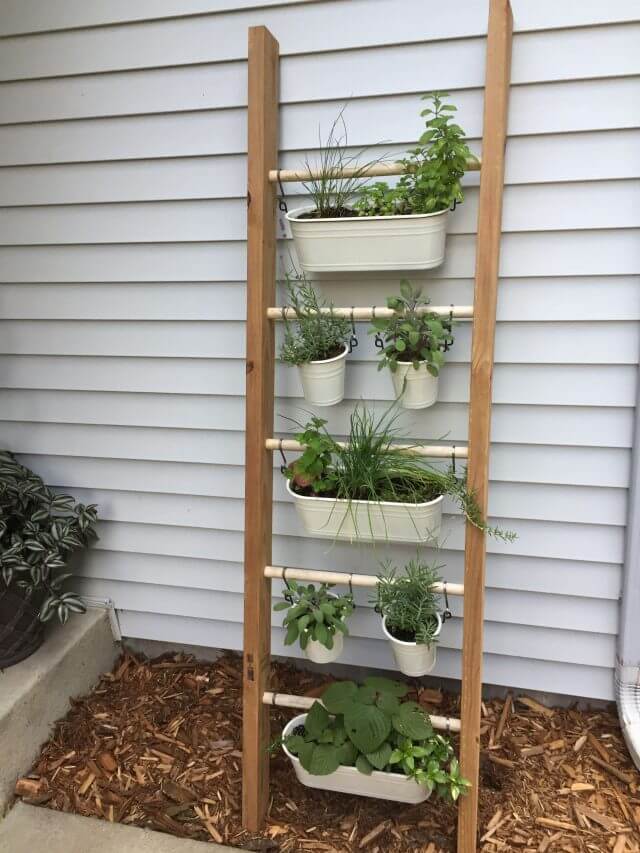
xmin=242 ymin=25 xmax=280 ymax=833
xmin=457 ymin=2 xmax=513 ymax=851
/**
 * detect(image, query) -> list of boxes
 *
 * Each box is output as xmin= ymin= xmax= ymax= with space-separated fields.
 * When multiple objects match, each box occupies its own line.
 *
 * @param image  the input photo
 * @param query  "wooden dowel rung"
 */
xmin=267 ymin=305 xmax=474 ymax=320
xmin=268 ymin=158 xmax=480 ymax=183
xmin=267 ymin=438 xmax=467 ymax=460
xmin=265 ymin=565 xmax=464 ymax=596
xmin=263 ymin=692 xmax=461 ymax=733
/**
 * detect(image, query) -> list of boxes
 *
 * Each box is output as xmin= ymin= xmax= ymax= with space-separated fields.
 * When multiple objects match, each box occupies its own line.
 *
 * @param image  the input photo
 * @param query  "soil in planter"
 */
xmin=385 ymin=616 xmax=438 ymax=644
xmin=19 ymin=650 xmax=640 ymax=853
xmin=298 ymin=207 xmax=358 ymax=219
xmin=290 ymin=478 xmax=443 ymax=504
xmin=386 ymin=623 xmax=418 ymax=643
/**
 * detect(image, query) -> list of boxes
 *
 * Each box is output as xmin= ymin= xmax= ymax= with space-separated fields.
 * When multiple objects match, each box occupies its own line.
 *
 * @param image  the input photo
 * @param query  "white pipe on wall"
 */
xmin=616 ymin=371 xmax=640 ymax=769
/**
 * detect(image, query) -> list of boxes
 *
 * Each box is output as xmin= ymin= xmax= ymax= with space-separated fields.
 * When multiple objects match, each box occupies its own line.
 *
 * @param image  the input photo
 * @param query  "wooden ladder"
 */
xmin=242 ymin=2 xmax=513 ymax=849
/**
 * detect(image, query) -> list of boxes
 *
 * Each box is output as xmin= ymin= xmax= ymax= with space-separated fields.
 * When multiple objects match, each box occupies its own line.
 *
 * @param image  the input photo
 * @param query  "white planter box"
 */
xmin=305 ymin=631 xmax=343 ymax=664
xmin=391 ymin=361 xmax=439 ymax=410
xmin=287 ymin=206 xmax=449 ymax=272
xmin=297 ymin=345 xmax=347 ymax=407
xmin=286 ymin=480 xmax=443 ymax=544
xmin=282 ymin=714 xmax=430 ymax=803
xmin=382 ymin=613 xmax=442 ymax=677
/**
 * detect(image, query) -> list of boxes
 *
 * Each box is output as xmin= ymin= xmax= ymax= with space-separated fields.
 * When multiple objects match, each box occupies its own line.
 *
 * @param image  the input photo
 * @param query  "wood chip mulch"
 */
xmin=15 ymin=649 xmax=640 ymax=853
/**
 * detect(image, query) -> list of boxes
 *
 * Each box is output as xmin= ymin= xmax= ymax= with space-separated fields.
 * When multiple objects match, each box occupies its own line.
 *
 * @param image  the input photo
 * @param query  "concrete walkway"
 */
xmin=0 ymin=609 xmax=119 ymax=815
xmin=0 ymin=803 xmax=232 ymax=852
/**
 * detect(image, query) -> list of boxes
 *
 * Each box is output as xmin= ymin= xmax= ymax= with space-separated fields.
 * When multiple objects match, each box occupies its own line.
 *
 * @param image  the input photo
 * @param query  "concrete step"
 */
xmin=0 ymin=608 xmax=119 ymax=815
xmin=0 ymin=803 xmax=231 ymax=852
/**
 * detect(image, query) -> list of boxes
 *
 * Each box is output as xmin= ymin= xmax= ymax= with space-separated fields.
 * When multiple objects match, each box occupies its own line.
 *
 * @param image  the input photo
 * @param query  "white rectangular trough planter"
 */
xmin=286 ymin=206 xmax=449 ymax=272
xmin=286 ymin=481 xmax=443 ymax=544
xmin=282 ymin=714 xmax=430 ymax=803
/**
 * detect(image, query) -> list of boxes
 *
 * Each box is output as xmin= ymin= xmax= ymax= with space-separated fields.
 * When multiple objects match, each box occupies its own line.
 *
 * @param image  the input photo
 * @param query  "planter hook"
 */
xmin=442 ymin=583 xmax=452 ymax=622
xmin=276 ymin=170 xmax=288 ymax=213
xmin=348 ymin=307 xmax=359 ymax=353
xmin=372 ymin=306 xmax=385 ymax=349
xmin=278 ymin=438 xmax=289 ymax=475
xmin=282 ymin=567 xmax=295 ymax=604
xmin=442 ymin=304 xmax=454 ymax=352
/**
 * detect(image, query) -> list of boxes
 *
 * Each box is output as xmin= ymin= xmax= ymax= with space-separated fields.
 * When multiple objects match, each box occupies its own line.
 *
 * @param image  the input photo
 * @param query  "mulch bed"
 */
xmin=15 ymin=649 xmax=640 ymax=852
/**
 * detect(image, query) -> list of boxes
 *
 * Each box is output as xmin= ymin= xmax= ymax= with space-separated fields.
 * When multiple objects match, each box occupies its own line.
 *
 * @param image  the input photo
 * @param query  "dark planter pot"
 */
xmin=0 ymin=587 xmax=44 ymax=668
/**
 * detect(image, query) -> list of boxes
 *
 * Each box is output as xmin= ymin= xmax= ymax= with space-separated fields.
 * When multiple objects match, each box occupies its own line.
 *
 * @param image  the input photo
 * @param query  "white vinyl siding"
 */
xmin=0 ymin=0 xmax=638 ymax=699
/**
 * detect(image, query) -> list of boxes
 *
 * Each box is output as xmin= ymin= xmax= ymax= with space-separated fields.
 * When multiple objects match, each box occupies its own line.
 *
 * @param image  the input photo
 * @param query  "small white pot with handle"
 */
xmin=287 ymin=206 xmax=449 ymax=272
xmin=287 ymin=480 xmax=443 ymax=544
xmin=297 ymin=345 xmax=348 ymax=407
xmin=391 ymin=361 xmax=439 ymax=409
xmin=305 ymin=630 xmax=344 ymax=664
xmin=303 ymin=592 xmax=345 ymax=664
xmin=282 ymin=714 xmax=430 ymax=803
xmin=382 ymin=613 xmax=442 ymax=677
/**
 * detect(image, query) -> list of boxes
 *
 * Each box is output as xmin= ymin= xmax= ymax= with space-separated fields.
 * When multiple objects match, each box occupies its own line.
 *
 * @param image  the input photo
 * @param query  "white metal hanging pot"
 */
xmin=391 ymin=361 xmax=439 ymax=409
xmin=297 ymin=345 xmax=348 ymax=407
xmin=282 ymin=714 xmax=431 ymax=803
xmin=286 ymin=207 xmax=449 ymax=273
xmin=381 ymin=613 xmax=442 ymax=677
xmin=286 ymin=480 xmax=443 ymax=544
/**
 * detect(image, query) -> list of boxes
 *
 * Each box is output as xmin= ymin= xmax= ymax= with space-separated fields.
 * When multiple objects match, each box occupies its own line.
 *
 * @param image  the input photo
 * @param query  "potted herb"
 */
xmin=280 ymin=274 xmax=352 ymax=407
xmin=287 ymin=92 xmax=473 ymax=272
xmin=0 ymin=451 xmax=98 ymax=667
xmin=283 ymin=406 xmax=515 ymax=545
xmin=371 ymin=280 xmax=454 ymax=409
xmin=280 ymin=677 xmax=469 ymax=802
xmin=274 ymin=580 xmax=354 ymax=664
xmin=375 ymin=559 xmax=443 ymax=677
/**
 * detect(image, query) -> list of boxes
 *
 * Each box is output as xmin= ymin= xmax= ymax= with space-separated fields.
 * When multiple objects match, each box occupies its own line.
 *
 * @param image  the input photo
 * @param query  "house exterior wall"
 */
xmin=0 ymin=0 xmax=638 ymax=700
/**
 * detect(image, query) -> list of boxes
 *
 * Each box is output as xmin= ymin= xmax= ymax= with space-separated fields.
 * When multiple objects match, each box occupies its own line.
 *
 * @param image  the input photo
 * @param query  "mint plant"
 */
xmin=274 ymin=580 xmax=354 ymax=651
xmin=283 ymin=677 xmax=470 ymax=801
xmin=355 ymin=92 xmax=473 ymax=216
xmin=370 ymin=279 xmax=454 ymax=376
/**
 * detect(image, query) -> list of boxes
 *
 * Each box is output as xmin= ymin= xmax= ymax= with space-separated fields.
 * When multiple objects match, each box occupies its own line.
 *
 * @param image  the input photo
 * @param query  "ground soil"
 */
xmin=18 ymin=650 xmax=640 ymax=853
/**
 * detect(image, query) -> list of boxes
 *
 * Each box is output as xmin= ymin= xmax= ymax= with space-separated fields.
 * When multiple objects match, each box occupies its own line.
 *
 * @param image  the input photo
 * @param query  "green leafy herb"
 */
xmin=355 ymin=92 xmax=474 ymax=216
xmin=282 ymin=404 xmax=516 ymax=542
xmin=274 ymin=580 xmax=354 ymax=651
xmin=283 ymin=677 xmax=470 ymax=801
xmin=370 ymin=279 xmax=454 ymax=376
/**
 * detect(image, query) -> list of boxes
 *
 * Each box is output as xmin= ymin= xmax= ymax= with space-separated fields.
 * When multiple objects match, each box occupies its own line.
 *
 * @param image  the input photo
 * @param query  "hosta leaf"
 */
xmin=308 ymin=744 xmax=341 ymax=776
xmin=322 ymin=681 xmax=358 ymax=714
xmin=285 ymin=734 xmax=305 ymax=756
xmin=355 ymin=755 xmax=374 ymax=776
xmin=376 ymin=692 xmax=401 ymax=715
xmin=362 ymin=677 xmax=408 ymax=697
xmin=357 ymin=685 xmax=376 ymax=705
xmin=344 ymin=703 xmax=390 ymax=753
xmin=365 ymin=742 xmax=392 ymax=770
xmin=392 ymin=702 xmax=433 ymax=740
xmin=295 ymin=739 xmax=315 ymax=772
xmin=337 ymin=739 xmax=358 ymax=766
